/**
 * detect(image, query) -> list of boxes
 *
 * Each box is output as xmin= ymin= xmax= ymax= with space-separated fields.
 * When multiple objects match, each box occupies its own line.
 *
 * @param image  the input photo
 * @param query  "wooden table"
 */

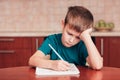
xmin=0 ymin=66 xmax=120 ymax=80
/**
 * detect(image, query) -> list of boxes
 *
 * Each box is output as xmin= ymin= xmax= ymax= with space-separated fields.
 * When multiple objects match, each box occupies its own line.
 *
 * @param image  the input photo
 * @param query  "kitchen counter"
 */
xmin=0 ymin=31 xmax=60 ymax=37
xmin=0 ymin=31 xmax=120 ymax=37
xmin=91 ymin=31 xmax=120 ymax=37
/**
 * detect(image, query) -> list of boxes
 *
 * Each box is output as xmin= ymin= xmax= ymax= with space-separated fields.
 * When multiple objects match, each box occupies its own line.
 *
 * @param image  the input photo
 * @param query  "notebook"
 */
xmin=35 ymin=63 xmax=80 ymax=76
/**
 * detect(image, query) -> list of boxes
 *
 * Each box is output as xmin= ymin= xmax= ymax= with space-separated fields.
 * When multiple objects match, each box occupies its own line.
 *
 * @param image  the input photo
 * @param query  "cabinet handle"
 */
xmin=0 ymin=50 xmax=15 ymax=54
xmin=0 ymin=38 xmax=14 ymax=42
xmin=36 ymin=38 xmax=39 ymax=50
xmin=101 ymin=38 xmax=104 ymax=56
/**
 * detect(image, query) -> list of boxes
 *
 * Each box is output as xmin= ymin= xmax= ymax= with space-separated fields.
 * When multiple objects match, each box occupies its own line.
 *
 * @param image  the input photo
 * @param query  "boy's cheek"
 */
xmin=73 ymin=40 xmax=80 ymax=45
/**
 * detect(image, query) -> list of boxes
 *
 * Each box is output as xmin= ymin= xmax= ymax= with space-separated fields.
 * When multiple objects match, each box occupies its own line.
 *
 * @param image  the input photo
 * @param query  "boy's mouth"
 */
xmin=65 ymin=42 xmax=73 ymax=47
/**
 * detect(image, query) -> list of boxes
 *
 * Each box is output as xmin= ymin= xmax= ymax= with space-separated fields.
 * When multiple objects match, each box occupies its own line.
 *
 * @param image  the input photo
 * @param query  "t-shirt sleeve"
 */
xmin=38 ymin=36 xmax=52 ymax=55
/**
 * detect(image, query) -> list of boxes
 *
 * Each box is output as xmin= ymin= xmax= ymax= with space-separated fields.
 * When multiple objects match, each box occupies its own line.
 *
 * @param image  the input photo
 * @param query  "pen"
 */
xmin=48 ymin=44 xmax=64 ymax=61
xmin=48 ymin=44 xmax=75 ymax=70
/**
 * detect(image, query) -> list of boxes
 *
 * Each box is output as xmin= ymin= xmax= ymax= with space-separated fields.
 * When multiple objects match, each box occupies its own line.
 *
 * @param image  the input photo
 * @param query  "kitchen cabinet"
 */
xmin=31 ymin=37 xmax=45 ymax=53
xmin=0 ymin=37 xmax=45 ymax=68
xmin=95 ymin=37 xmax=120 ymax=68
xmin=0 ymin=37 xmax=32 ymax=68
xmin=0 ymin=37 xmax=44 ymax=68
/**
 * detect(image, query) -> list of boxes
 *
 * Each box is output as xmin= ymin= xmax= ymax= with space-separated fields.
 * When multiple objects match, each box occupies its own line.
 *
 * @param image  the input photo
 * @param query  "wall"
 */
xmin=0 ymin=0 xmax=120 ymax=32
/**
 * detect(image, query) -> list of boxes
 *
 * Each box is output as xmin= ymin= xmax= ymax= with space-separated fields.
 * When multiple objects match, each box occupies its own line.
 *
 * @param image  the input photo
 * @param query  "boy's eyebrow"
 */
xmin=67 ymin=31 xmax=72 ymax=35
xmin=67 ymin=30 xmax=81 ymax=39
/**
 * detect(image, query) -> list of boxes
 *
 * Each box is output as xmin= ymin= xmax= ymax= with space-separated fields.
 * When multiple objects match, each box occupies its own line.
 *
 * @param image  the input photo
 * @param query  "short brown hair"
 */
xmin=64 ymin=6 xmax=94 ymax=32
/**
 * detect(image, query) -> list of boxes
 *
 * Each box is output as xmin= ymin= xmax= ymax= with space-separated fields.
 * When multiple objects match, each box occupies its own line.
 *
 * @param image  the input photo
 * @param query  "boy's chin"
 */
xmin=64 ymin=43 xmax=74 ymax=47
xmin=65 ymin=45 xmax=71 ymax=47
xmin=64 ymin=42 xmax=79 ymax=47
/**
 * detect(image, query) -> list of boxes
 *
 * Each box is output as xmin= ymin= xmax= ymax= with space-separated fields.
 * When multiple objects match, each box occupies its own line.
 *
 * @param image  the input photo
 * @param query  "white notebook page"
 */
xmin=35 ymin=64 xmax=80 ymax=76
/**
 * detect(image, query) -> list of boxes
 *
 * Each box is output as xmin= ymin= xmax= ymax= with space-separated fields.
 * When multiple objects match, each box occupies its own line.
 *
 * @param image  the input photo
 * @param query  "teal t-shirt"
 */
xmin=38 ymin=33 xmax=88 ymax=66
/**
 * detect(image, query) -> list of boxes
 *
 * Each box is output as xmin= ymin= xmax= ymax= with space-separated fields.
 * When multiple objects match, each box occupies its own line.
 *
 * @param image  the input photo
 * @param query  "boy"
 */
xmin=29 ymin=6 xmax=103 ymax=71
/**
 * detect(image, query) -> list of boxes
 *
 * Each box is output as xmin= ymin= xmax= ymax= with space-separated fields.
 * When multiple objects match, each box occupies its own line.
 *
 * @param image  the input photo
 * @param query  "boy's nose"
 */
xmin=69 ymin=37 xmax=75 ymax=43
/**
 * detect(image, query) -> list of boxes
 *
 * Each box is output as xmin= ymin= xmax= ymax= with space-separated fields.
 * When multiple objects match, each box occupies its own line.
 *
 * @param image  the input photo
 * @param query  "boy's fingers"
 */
xmin=60 ymin=65 xmax=70 ymax=71
xmin=63 ymin=61 xmax=70 ymax=66
xmin=88 ymin=28 xmax=93 ymax=33
xmin=81 ymin=28 xmax=92 ymax=36
xmin=61 ymin=61 xmax=71 ymax=70
xmin=84 ymin=28 xmax=93 ymax=33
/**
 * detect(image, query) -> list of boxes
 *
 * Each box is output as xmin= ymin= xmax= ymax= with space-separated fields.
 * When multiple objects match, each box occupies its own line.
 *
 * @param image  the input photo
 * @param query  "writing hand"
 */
xmin=51 ymin=60 xmax=70 ymax=71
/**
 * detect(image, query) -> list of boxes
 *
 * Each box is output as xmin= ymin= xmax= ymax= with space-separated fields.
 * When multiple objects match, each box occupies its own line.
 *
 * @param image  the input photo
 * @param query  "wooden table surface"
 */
xmin=0 ymin=66 xmax=120 ymax=80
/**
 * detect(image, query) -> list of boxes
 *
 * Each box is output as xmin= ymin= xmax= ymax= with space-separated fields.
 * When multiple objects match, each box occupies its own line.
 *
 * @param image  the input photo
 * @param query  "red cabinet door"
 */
xmin=31 ymin=37 xmax=44 ymax=54
xmin=0 ymin=37 xmax=32 ymax=68
xmin=109 ymin=37 xmax=120 ymax=67
xmin=95 ymin=37 xmax=120 ymax=68
xmin=95 ymin=37 xmax=109 ymax=66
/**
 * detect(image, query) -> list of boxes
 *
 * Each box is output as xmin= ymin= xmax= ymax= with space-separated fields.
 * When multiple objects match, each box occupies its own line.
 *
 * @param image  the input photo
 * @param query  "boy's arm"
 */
xmin=28 ymin=50 xmax=50 ymax=67
xmin=28 ymin=50 xmax=70 ymax=71
xmin=80 ymin=28 xmax=103 ymax=70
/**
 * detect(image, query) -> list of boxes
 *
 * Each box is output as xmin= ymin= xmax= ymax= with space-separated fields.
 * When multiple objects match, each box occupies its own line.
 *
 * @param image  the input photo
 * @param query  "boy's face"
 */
xmin=61 ymin=24 xmax=81 ymax=47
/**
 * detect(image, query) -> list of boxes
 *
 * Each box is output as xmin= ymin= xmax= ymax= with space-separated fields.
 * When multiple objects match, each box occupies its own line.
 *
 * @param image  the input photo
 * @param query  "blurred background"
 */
xmin=0 ymin=0 xmax=119 ymax=32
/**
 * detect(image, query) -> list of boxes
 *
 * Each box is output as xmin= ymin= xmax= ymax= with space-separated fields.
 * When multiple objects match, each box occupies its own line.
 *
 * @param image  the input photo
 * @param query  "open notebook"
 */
xmin=35 ymin=64 xmax=80 ymax=76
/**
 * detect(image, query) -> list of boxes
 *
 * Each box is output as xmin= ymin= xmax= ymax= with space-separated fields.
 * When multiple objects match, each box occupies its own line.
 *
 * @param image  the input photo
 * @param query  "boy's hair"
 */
xmin=64 ymin=6 xmax=94 ymax=32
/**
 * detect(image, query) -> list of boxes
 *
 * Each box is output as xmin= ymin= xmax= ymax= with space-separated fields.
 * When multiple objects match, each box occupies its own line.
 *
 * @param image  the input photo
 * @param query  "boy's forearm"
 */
xmin=82 ymin=34 xmax=103 ymax=70
xmin=37 ymin=59 xmax=53 ymax=69
xmin=29 ymin=56 xmax=53 ymax=69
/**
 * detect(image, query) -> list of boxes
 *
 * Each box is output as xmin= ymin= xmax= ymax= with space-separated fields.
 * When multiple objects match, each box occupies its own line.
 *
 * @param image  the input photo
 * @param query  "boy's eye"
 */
xmin=76 ymin=37 xmax=80 ymax=39
xmin=67 ymin=32 xmax=72 ymax=36
xmin=67 ymin=32 xmax=80 ymax=39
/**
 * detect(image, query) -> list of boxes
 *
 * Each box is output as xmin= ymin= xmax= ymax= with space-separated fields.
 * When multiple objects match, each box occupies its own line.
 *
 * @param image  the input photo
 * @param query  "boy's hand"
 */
xmin=80 ymin=28 xmax=93 ymax=41
xmin=51 ymin=60 xmax=70 ymax=71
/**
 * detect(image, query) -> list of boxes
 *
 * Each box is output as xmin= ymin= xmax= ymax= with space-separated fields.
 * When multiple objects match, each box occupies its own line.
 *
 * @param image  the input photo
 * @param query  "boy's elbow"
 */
xmin=94 ymin=58 xmax=103 ymax=70
xmin=93 ymin=61 xmax=103 ymax=70
xmin=28 ymin=57 xmax=34 ymax=66
xmin=94 ymin=64 xmax=103 ymax=70
xmin=28 ymin=57 xmax=32 ymax=66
